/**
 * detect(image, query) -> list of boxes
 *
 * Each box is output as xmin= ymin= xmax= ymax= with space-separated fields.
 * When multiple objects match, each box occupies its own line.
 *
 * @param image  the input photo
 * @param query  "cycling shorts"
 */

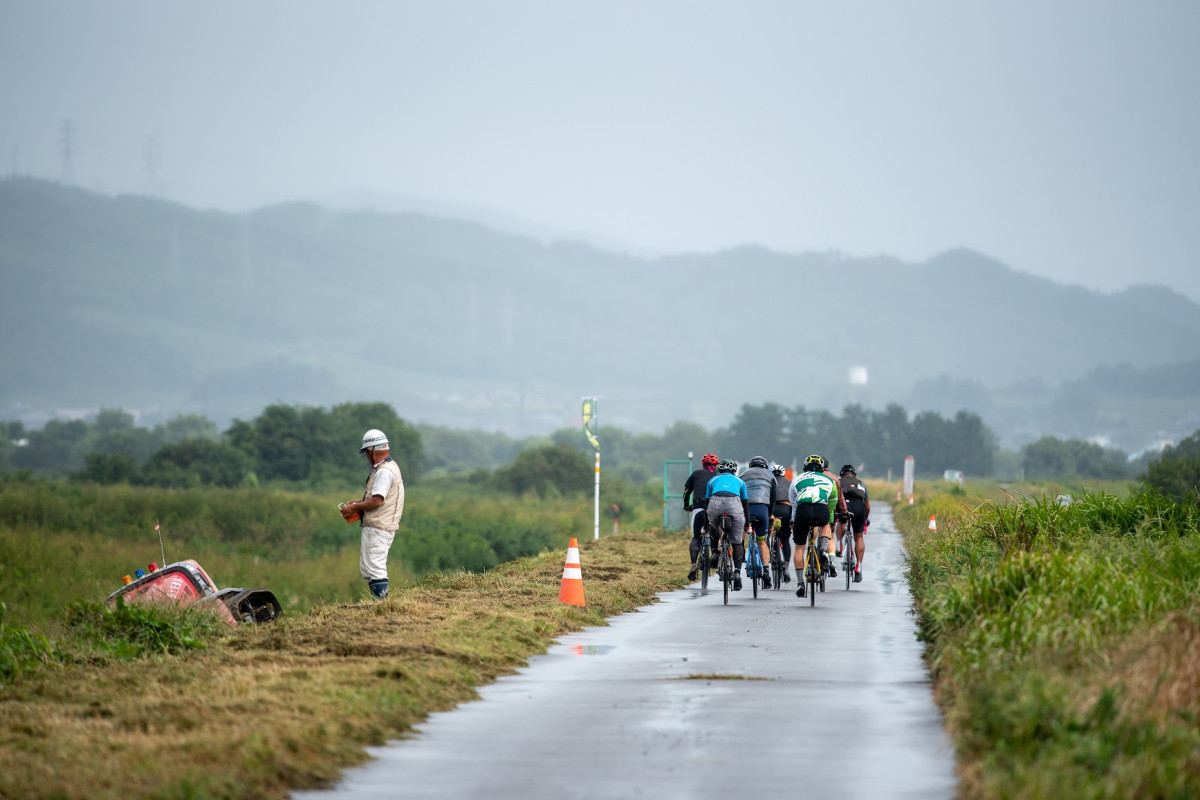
xmin=792 ymin=502 xmax=829 ymax=545
xmin=845 ymin=500 xmax=867 ymax=534
xmin=706 ymin=495 xmax=745 ymax=546
xmin=747 ymin=503 xmax=770 ymax=541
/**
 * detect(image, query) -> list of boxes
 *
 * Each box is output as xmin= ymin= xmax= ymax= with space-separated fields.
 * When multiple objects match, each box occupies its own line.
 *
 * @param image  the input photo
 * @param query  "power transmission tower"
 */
xmin=59 ymin=119 xmax=75 ymax=184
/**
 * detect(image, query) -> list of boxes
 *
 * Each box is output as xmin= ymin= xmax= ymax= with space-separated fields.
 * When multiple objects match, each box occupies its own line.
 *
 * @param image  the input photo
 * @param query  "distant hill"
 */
xmin=2 ymin=177 xmax=1199 ymax=449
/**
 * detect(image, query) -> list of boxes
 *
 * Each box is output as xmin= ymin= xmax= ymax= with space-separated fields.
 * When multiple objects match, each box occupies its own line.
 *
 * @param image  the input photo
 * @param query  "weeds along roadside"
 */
xmin=893 ymin=480 xmax=1200 ymax=799
xmin=0 ymin=527 xmax=689 ymax=800
xmin=0 ymin=478 xmax=661 ymax=631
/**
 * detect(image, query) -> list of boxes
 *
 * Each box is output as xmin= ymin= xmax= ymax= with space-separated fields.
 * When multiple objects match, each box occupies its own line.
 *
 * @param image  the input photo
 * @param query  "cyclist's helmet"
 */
xmin=770 ymin=463 xmax=786 ymax=477
xmin=840 ymin=464 xmax=857 ymax=476
xmin=701 ymin=453 xmax=718 ymax=468
xmin=748 ymin=455 xmax=768 ymax=469
xmin=717 ymin=458 xmax=738 ymax=474
xmin=820 ymin=456 xmax=831 ymax=471
xmin=803 ymin=454 xmax=824 ymax=472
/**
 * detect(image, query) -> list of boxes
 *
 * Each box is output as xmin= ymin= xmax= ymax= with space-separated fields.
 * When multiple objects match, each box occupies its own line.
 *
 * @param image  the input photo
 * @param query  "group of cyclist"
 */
xmin=683 ymin=452 xmax=871 ymax=598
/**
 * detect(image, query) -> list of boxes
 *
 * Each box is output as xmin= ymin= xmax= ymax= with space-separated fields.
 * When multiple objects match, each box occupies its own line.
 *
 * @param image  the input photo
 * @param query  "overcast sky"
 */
xmin=3 ymin=1 xmax=1198 ymax=301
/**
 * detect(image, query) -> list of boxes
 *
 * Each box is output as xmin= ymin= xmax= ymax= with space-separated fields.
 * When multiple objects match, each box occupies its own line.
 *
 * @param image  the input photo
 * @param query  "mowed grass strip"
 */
xmin=0 ymin=528 xmax=688 ymax=800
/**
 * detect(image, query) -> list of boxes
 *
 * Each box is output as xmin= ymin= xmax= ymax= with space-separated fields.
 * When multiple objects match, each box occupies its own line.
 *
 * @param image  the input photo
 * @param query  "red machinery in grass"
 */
xmin=105 ymin=559 xmax=282 ymax=625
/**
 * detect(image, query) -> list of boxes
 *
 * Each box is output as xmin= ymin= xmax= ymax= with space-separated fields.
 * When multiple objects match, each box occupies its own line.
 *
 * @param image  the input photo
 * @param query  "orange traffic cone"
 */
xmin=928 ymin=514 xmax=937 ymax=531
xmin=557 ymin=537 xmax=586 ymax=607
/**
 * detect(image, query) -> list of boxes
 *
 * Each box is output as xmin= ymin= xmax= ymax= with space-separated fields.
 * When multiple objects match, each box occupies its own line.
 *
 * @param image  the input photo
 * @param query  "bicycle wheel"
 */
xmin=806 ymin=532 xmax=817 ymax=607
xmin=751 ymin=546 xmax=760 ymax=599
xmin=844 ymin=533 xmax=852 ymax=590
xmin=770 ymin=537 xmax=783 ymax=590
xmin=722 ymin=548 xmax=731 ymax=606
xmin=699 ymin=540 xmax=710 ymax=593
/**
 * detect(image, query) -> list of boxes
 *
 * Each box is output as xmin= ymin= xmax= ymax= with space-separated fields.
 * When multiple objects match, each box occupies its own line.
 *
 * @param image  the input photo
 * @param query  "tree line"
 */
xmin=1 ymin=401 xmax=1193 ymax=497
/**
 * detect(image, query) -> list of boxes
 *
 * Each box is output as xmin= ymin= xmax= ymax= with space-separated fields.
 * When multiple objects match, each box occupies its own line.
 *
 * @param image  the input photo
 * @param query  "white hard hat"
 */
xmin=359 ymin=429 xmax=389 ymax=452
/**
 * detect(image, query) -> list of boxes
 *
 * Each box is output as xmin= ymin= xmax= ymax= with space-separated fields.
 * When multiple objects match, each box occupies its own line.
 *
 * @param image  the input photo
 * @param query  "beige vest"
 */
xmin=361 ymin=458 xmax=404 ymax=532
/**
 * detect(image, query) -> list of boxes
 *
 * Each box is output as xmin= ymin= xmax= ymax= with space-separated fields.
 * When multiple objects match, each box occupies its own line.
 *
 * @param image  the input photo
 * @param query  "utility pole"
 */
xmin=59 ymin=119 xmax=75 ymax=184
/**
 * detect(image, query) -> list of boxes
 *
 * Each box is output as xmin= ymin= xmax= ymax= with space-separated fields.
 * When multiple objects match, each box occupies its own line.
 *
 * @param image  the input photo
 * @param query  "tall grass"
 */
xmin=900 ymin=484 xmax=1200 ymax=797
xmin=0 ymin=478 xmax=658 ymax=631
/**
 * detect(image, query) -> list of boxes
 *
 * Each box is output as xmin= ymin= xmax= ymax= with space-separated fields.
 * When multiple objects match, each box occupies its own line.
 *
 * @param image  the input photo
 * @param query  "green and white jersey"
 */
xmin=789 ymin=471 xmax=837 ymax=505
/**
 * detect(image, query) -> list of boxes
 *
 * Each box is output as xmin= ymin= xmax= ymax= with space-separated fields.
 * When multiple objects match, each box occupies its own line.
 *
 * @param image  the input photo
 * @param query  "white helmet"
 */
xmin=359 ymin=429 xmax=389 ymax=453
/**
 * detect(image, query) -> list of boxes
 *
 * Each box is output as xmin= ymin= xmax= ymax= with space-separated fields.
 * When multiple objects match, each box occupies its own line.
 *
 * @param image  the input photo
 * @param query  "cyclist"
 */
xmin=836 ymin=464 xmax=871 ymax=583
xmin=682 ymin=453 xmax=719 ymax=581
xmin=739 ymin=455 xmax=777 ymax=587
xmin=704 ymin=457 xmax=750 ymax=591
xmin=789 ymin=454 xmax=842 ymax=598
xmin=819 ymin=455 xmax=849 ymax=570
xmin=769 ymin=463 xmax=792 ymax=584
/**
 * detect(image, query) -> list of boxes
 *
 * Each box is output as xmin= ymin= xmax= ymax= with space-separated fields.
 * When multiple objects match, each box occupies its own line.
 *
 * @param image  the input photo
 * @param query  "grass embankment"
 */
xmin=0 ymin=479 xmax=659 ymax=631
xmin=0 ymin=527 xmax=689 ymax=800
xmin=895 ymin=481 xmax=1200 ymax=798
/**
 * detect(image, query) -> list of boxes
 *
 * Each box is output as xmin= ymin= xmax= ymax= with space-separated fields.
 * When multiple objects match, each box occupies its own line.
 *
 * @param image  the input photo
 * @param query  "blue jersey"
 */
xmin=706 ymin=473 xmax=748 ymax=499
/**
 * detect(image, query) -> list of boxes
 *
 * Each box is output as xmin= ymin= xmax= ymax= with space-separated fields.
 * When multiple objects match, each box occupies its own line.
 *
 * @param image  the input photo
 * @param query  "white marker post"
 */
xmin=582 ymin=397 xmax=601 ymax=540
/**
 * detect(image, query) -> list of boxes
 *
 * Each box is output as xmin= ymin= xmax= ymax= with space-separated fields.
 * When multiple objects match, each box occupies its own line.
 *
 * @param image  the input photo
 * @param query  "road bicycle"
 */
xmin=693 ymin=510 xmax=713 ymax=594
xmin=713 ymin=513 xmax=736 ymax=606
xmin=745 ymin=514 xmax=768 ymax=598
xmin=801 ymin=522 xmax=826 ymax=607
xmin=768 ymin=518 xmax=786 ymax=591
xmin=838 ymin=511 xmax=858 ymax=590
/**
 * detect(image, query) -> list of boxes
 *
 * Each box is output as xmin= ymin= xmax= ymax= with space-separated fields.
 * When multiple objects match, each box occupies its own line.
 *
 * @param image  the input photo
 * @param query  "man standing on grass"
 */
xmin=340 ymin=428 xmax=404 ymax=600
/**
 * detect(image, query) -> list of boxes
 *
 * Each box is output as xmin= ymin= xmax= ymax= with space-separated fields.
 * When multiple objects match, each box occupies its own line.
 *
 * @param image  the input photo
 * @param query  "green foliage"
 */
xmin=902 ymin=487 xmax=1200 ymax=797
xmin=1022 ymin=435 xmax=1131 ymax=480
xmin=714 ymin=401 xmax=995 ymax=478
xmin=0 ymin=603 xmax=58 ymax=682
xmin=492 ymin=443 xmax=591 ymax=497
xmin=64 ymin=598 xmax=224 ymax=659
xmin=1143 ymin=429 xmax=1200 ymax=503
xmin=0 ymin=475 xmax=661 ymax=631
xmin=140 ymin=437 xmax=254 ymax=488
xmin=417 ymin=424 xmax=522 ymax=474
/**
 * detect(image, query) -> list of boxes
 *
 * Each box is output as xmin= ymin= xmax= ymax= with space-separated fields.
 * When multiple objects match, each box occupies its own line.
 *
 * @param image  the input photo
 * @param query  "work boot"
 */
xmin=733 ymin=570 xmax=743 ymax=591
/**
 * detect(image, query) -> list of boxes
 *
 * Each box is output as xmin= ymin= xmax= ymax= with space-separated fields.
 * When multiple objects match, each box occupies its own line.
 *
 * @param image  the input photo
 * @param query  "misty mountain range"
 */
xmin=2 ymin=177 xmax=1198 ymax=453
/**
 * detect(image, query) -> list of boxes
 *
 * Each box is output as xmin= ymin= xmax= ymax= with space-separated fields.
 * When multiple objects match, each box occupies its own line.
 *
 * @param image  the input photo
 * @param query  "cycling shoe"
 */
xmin=733 ymin=572 xmax=743 ymax=591
xmin=795 ymin=583 xmax=805 ymax=598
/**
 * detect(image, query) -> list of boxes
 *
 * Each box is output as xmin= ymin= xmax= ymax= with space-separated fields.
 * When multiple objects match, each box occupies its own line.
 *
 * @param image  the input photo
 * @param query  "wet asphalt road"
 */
xmin=293 ymin=505 xmax=956 ymax=800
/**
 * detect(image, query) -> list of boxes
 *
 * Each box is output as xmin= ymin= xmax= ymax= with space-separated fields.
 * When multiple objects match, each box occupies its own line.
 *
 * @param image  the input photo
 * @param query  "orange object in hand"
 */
xmin=338 ymin=503 xmax=361 ymax=523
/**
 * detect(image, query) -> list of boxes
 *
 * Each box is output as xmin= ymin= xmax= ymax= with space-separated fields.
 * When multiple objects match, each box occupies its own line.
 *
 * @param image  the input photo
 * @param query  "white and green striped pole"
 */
xmin=582 ymin=397 xmax=601 ymax=540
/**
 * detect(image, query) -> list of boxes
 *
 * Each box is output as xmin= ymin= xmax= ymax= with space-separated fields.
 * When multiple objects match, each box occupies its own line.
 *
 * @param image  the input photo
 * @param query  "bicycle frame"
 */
xmin=698 ymin=524 xmax=712 ymax=594
xmin=746 ymin=514 xmax=766 ymax=598
xmin=713 ymin=514 xmax=735 ymax=605
xmin=839 ymin=512 xmax=857 ymax=590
